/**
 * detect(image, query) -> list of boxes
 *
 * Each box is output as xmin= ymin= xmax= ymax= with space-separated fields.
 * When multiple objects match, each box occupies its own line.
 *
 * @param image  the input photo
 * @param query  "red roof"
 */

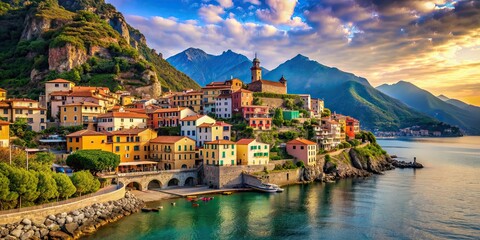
xmin=0 ymin=88 xmax=6 ymax=92
xmin=154 ymin=107 xmax=186 ymax=113
xmin=64 ymin=102 xmax=101 ymax=107
xmin=215 ymin=121 xmax=231 ymax=127
xmin=249 ymin=80 xmax=286 ymax=87
xmin=0 ymin=120 xmax=10 ymax=125
xmin=181 ymin=115 xmax=205 ymax=121
xmin=150 ymin=136 xmax=194 ymax=144
xmin=46 ymin=79 xmax=73 ymax=84
xmin=234 ymin=89 xmax=252 ymax=93
xmin=236 ymin=139 xmax=255 ymax=145
xmin=98 ymin=111 xmax=148 ymax=119
xmin=110 ymin=128 xmax=152 ymax=135
xmin=287 ymin=138 xmax=316 ymax=145
xmin=66 ymin=130 xmax=106 ymax=137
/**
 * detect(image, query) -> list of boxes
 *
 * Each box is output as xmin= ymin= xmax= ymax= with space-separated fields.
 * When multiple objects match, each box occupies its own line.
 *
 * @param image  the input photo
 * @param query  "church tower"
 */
xmin=251 ymin=53 xmax=262 ymax=82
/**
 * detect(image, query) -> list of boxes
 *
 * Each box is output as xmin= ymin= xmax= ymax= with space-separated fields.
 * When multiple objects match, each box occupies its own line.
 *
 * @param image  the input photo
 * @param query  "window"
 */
xmin=222 ymin=152 xmax=226 ymax=158
xmin=69 ymin=138 xmax=72 ymax=142
xmin=293 ymin=146 xmax=296 ymax=149
xmin=178 ymin=145 xmax=181 ymax=151
xmin=54 ymin=84 xmax=59 ymax=87
xmin=125 ymin=154 xmax=129 ymax=158
xmin=74 ymin=107 xmax=77 ymax=112
xmin=126 ymin=146 xmax=130 ymax=151
xmin=116 ymin=137 xmax=120 ymax=142
xmin=301 ymin=146 xmax=304 ymax=150
xmin=28 ymin=110 xmax=33 ymax=114
xmin=134 ymin=146 xmax=140 ymax=151
xmin=76 ymin=137 xmax=79 ymax=142
xmin=3 ymin=109 xmax=7 ymax=114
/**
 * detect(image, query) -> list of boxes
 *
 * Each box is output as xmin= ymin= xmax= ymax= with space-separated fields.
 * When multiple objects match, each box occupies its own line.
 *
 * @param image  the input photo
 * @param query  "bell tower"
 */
xmin=251 ymin=53 xmax=262 ymax=82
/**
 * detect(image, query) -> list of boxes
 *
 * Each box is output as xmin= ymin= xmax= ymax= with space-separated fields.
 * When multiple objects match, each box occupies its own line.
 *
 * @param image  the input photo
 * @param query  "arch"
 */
xmin=181 ymin=164 xmax=187 ymax=169
xmin=147 ymin=179 xmax=162 ymax=190
xmin=184 ymin=177 xmax=195 ymax=187
xmin=167 ymin=178 xmax=179 ymax=187
xmin=127 ymin=182 xmax=142 ymax=191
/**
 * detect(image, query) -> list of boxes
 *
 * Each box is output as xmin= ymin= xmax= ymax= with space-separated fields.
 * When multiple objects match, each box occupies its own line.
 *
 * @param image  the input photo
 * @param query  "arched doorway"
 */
xmin=147 ymin=179 xmax=162 ymax=190
xmin=127 ymin=182 xmax=142 ymax=191
xmin=185 ymin=177 xmax=195 ymax=187
xmin=181 ymin=164 xmax=187 ymax=169
xmin=167 ymin=178 xmax=179 ymax=187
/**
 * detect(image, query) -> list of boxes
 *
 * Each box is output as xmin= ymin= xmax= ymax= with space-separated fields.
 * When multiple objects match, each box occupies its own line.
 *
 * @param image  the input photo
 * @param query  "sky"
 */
xmin=106 ymin=0 xmax=480 ymax=106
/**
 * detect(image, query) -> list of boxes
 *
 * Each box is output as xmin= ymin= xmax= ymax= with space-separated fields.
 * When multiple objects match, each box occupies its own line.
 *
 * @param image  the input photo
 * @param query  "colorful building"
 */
xmin=247 ymin=56 xmax=287 ymax=94
xmin=215 ymin=91 xmax=232 ymax=119
xmin=200 ymin=140 xmax=237 ymax=166
xmin=0 ymin=88 xmax=6 ymax=101
xmin=109 ymin=128 xmax=157 ymax=163
xmin=236 ymin=139 xmax=269 ymax=165
xmin=0 ymin=98 xmax=47 ymax=132
xmin=346 ymin=117 xmax=360 ymax=139
xmin=66 ymin=130 xmax=109 ymax=153
xmin=97 ymin=110 xmax=148 ymax=131
xmin=201 ymin=79 xmax=243 ymax=114
xmin=152 ymin=107 xmax=196 ymax=129
xmin=196 ymin=121 xmax=232 ymax=147
xmin=310 ymin=98 xmax=324 ymax=117
xmin=0 ymin=120 xmax=10 ymax=147
xmin=283 ymin=110 xmax=300 ymax=120
xmin=180 ymin=115 xmax=216 ymax=143
xmin=150 ymin=136 xmax=196 ymax=170
xmin=232 ymin=89 xmax=253 ymax=113
xmin=43 ymin=79 xmax=76 ymax=108
xmin=59 ymin=102 xmax=104 ymax=128
xmin=241 ymin=105 xmax=272 ymax=130
xmin=170 ymin=90 xmax=203 ymax=113
xmin=286 ymin=138 xmax=317 ymax=166
xmin=331 ymin=113 xmax=347 ymax=140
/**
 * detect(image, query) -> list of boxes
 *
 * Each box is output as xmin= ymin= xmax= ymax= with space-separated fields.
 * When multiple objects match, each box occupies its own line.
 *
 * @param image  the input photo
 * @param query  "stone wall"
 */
xmin=258 ymin=97 xmax=284 ymax=108
xmin=0 ymin=185 xmax=125 ymax=225
xmin=0 ymin=191 xmax=143 ymax=240
xmin=204 ymin=164 xmax=277 ymax=188
xmin=254 ymin=169 xmax=301 ymax=186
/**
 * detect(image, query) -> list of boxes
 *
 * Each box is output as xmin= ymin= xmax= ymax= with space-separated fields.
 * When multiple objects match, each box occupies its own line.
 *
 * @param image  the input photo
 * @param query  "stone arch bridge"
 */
xmin=104 ymin=169 xmax=199 ymax=191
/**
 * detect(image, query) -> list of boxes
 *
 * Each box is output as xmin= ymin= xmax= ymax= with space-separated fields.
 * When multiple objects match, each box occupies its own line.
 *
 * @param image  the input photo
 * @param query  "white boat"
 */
xmin=250 ymin=183 xmax=283 ymax=193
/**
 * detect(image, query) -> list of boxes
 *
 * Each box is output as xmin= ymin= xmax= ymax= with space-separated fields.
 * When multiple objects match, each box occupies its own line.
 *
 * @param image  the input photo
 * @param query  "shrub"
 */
xmin=296 ymin=161 xmax=305 ymax=168
xmin=70 ymin=171 xmax=100 ymax=196
xmin=67 ymin=150 xmax=120 ymax=174
xmin=283 ymin=160 xmax=296 ymax=169
xmin=52 ymin=172 xmax=76 ymax=200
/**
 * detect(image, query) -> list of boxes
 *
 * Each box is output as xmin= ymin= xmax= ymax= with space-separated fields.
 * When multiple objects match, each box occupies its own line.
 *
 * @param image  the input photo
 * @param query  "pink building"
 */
xmin=286 ymin=138 xmax=317 ymax=166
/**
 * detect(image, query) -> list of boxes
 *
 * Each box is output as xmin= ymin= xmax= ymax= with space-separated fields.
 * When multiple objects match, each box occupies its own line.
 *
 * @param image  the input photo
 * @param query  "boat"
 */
xmin=222 ymin=191 xmax=233 ymax=195
xmin=192 ymin=203 xmax=199 ymax=207
xmin=141 ymin=208 xmax=153 ymax=212
xmin=250 ymin=183 xmax=279 ymax=193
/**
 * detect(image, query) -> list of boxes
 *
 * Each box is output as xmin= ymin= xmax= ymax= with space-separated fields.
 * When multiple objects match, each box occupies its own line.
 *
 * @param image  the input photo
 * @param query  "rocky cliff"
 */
xmin=0 ymin=0 xmax=199 ymax=99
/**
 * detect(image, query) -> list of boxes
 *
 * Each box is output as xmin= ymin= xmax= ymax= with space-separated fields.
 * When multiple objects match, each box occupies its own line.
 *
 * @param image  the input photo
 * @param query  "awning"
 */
xmin=119 ymin=161 xmax=158 ymax=166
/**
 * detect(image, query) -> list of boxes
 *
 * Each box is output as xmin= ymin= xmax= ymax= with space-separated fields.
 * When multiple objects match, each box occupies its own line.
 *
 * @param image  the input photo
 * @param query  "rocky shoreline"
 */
xmin=0 ymin=192 xmax=144 ymax=240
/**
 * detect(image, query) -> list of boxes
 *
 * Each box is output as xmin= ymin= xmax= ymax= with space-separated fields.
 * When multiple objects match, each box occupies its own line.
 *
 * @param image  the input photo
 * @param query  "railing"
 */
xmin=114 ymin=168 xmax=199 ymax=177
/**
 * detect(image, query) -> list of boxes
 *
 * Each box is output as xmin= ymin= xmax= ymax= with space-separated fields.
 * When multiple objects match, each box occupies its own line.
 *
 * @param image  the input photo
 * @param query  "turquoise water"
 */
xmin=89 ymin=137 xmax=480 ymax=240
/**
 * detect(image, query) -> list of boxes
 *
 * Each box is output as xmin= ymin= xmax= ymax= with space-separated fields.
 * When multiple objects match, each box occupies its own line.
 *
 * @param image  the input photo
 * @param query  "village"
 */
xmin=0 ymin=56 xmax=361 ymax=188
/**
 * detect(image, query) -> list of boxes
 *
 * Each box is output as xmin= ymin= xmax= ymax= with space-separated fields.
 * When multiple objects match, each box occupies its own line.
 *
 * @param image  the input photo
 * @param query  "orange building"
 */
xmin=152 ymin=107 xmax=196 ymax=129
xmin=346 ymin=117 xmax=360 ymax=139
xmin=286 ymin=138 xmax=317 ymax=166
xmin=0 ymin=120 xmax=10 ymax=147
xmin=232 ymin=89 xmax=253 ymax=113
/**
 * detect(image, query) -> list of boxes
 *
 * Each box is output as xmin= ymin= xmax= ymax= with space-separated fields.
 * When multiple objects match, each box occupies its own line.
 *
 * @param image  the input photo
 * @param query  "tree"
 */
xmin=272 ymin=108 xmax=284 ymax=126
xmin=52 ymin=173 xmax=76 ymax=200
xmin=30 ymin=152 xmax=55 ymax=172
xmin=284 ymin=98 xmax=295 ymax=110
xmin=0 ymin=172 xmax=17 ymax=210
xmin=252 ymin=97 xmax=262 ymax=105
xmin=36 ymin=172 xmax=58 ymax=203
xmin=67 ymin=150 xmax=120 ymax=174
xmin=322 ymin=108 xmax=331 ymax=117
xmin=7 ymin=167 xmax=39 ymax=208
xmin=70 ymin=171 xmax=100 ymax=196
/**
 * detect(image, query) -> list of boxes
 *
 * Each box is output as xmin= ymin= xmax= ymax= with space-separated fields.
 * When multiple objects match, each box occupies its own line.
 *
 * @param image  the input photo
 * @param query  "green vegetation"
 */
xmin=322 ymin=108 xmax=331 ymax=117
xmin=272 ymin=108 xmax=284 ymax=126
xmin=70 ymin=170 xmax=100 ymax=196
xmin=253 ymin=92 xmax=300 ymax=100
xmin=355 ymin=131 xmax=377 ymax=144
xmin=66 ymin=150 xmax=120 ymax=174
xmin=354 ymin=143 xmax=387 ymax=163
xmin=157 ymin=126 xmax=181 ymax=136
xmin=273 ymin=160 xmax=297 ymax=170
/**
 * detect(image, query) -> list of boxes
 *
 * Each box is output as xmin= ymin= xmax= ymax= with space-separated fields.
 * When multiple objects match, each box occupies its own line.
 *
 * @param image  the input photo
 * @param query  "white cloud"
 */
xmin=256 ymin=0 xmax=309 ymax=28
xmin=216 ymin=0 xmax=233 ymax=8
xmin=199 ymin=4 xmax=225 ymax=23
xmin=244 ymin=0 xmax=261 ymax=5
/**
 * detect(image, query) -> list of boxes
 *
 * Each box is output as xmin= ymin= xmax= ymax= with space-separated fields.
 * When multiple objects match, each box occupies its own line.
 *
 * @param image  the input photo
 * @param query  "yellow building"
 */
xmin=331 ymin=114 xmax=347 ymax=140
xmin=236 ymin=139 xmax=269 ymax=165
xmin=150 ymin=136 xmax=196 ymax=170
xmin=120 ymin=95 xmax=136 ymax=106
xmin=200 ymin=140 xmax=236 ymax=166
xmin=0 ymin=98 xmax=47 ymax=132
xmin=60 ymin=102 xmax=104 ymax=127
xmin=0 ymin=120 xmax=10 ymax=147
xmin=196 ymin=122 xmax=225 ymax=147
xmin=0 ymin=88 xmax=6 ymax=101
xmin=110 ymin=128 xmax=157 ymax=163
xmin=66 ymin=130 xmax=109 ymax=153
xmin=97 ymin=110 xmax=148 ymax=131
xmin=171 ymin=90 xmax=203 ymax=112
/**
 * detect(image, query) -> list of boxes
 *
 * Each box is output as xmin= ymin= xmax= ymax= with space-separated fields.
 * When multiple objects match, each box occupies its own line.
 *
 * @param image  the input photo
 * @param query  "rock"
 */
xmin=57 ymin=218 xmax=66 ymax=226
xmin=11 ymin=229 xmax=22 ymax=238
xmin=44 ymin=219 xmax=54 ymax=226
xmin=0 ymin=227 xmax=9 ymax=236
xmin=15 ymin=225 xmax=24 ymax=230
xmin=48 ymin=223 xmax=60 ymax=231
xmin=23 ymin=224 xmax=31 ymax=231
xmin=49 ymin=230 xmax=72 ymax=240
xmin=65 ymin=216 xmax=73 ymax=224
xmin=71 ymin=211 xmax=80 ymax=216
xmin=40 ymin=228 xmax=49 ymax=238
xmin=48 ymin=215 xmax=56 ymax=221
xmin=60 ymin=212 xmax=68 ymax=218
xmin=20 ymin=230 xmax=34 ymax=240
xmin=32 ymin=219 xmax=44 ymax=227
xmin=77 ymin=213 xmax=85 ymax=221
xmin=34 ymin=230 xmax=41 ymax=239
xmin=21 ymin=219 xmax=31 ymax=226
xmin=63 ymin=222 xmax=78 ymax=235
xmin=4 ymin=235 xmax=17 ymax=240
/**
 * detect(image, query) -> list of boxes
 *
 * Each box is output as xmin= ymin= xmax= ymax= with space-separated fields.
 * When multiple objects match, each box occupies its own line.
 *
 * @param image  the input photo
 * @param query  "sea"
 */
xmin=87 ymin=136 xmax=480 ymax=240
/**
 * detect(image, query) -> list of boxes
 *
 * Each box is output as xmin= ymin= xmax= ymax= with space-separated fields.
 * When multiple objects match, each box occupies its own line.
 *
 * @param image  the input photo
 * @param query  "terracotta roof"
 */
xmin=287 ymin=138 xmax=316 ymax=145
xmin=236 ymin=139 xmax=256 ymax=145
xmin=206 ymin=81 xmax=226 ymax=86
xmin=202 ymin=85 xmax=231 ymax=89
xmin=110 ymin=128 xmax=151 ymax=135
xmin=205 ymin=140 xmax=236 ymax=145
xmin=249 ymin=80 xmax=286 ymax=87
xmin=46 ymin=79 xmax=73 ymax=83
xmin=0 ymin=120 xmax=10 ymax=125
xmin=215 ymin=121 xmax=231 ymax=127
xmin=63 ymin=102 xmax=101 ymax=107
xmin=128 ymin=108 xmax=147 ymax=114
xmin=0 ymin=88 xmax=6 ymax=92
xmin=100 ymin=130 xmax=114 ymax=136
xmin=97 ymin=111 xmax=148 ymax=119
xmin=197 ymin=123 xmax=215 ymax=128
xmin=180 ymin=115 xmax=205 ymax=121
xmin=217 ymin=93 xmax=231 ymax=98
xmin=150 ymin=136 xmax=193 ymax=144
xmin=234 ymin=89 xmax=252 ymax=93
xmin=66 ymin=130 xmax=106 ymax=137
xmin=241 ymin=105 xmax=269 ymax=109
xmin=154 ymin=107 xmax=186 ymax=113
xmin=5 ymin=98 xmax=38 ymax=103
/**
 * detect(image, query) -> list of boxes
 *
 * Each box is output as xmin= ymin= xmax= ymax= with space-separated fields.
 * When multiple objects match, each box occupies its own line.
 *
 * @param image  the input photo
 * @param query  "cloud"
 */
xmin=216 ymin=0 xmax=233 ymax=8
xmin=256 ymin=0 xmax=309 ymax=28
xmin=198 ymin=4 xmax=225 ymax=23
xmin=244 ymin=0 xmax=261 ymax=5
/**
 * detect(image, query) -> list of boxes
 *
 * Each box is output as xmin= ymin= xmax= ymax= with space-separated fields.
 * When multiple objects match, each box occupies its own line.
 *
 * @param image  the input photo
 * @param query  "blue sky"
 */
xmin=106 ymin=0 xmax=480 ymax=105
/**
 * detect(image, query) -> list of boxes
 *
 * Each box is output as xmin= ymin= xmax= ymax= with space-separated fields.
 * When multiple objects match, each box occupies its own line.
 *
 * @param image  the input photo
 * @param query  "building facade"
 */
xmin=97 ymin=111 xmax=148 ymax=131
xmin=59 ymin=102 xmax=104 ymax=127
xmin=0 ymin=99 xmax=47 ymax=132
xmin=236 ymin=139 xmax=269 ymax=165
xmin=200 ymin=140 xmax=237 ymax=166
xmin=152 ymin=107 xmax=196 ymax=129
xmin=150 ymin=136 xmax=196 ymax=170
xmin=286 ymin=138 xmax=317 ymax=166
xmin=247 ymin=56 xmax=287 ymax=94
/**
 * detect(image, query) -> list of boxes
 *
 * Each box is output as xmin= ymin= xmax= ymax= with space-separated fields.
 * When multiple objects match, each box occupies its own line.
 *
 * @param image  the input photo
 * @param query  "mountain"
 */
xmin=0 ymin=0 xmax=199 ymax=99
xmin=437 ymin=95 xmax=480 ymax=113
xmin=263 ymin=55 xmax=441 ymax=131
xmin=167 ymin=48 xmax=269 ymax=86
xmin=377 ymin=81 xmax=480 ymax=134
